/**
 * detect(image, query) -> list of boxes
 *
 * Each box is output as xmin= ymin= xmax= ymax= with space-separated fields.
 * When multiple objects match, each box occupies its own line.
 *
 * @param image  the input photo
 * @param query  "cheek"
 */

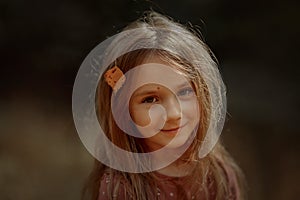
xmin=130 ymin=106 xmax=151 ymax=127
xmin=130 ymin=105 xmax=166 ymax=137
xmin=181 ymin=98 xmax=200 ymax=121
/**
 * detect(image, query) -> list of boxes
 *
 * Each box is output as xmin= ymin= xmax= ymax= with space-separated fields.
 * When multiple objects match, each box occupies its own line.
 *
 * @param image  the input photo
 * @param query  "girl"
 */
xmin=81 ymin=11 xmax=246 ymax=200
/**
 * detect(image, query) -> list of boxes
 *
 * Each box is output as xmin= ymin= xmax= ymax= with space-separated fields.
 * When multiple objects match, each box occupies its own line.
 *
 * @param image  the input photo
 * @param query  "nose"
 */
xmin=164 ymin=95 xmax=181 ymax=122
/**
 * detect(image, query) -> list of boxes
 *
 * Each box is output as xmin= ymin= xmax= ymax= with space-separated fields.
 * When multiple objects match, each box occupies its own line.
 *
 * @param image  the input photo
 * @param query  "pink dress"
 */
xmin=97 ymin=163 xmax=240 ymax=200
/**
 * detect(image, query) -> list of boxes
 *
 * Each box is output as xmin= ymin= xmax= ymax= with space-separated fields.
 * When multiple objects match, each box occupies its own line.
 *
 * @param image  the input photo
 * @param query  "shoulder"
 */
xmin=217 ymin=158 xmax=242 ymax=200
xmin=98 ymin=172 xmax=132 ymax=200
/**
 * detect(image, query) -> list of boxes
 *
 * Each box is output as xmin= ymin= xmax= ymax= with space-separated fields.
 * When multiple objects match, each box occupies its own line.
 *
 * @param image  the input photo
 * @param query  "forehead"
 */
xmin=129 ymin=63 xmax=189 ymax=91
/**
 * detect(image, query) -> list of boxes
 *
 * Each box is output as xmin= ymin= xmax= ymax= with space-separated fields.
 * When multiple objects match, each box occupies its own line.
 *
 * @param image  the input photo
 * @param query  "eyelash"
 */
xmin=141 ymin=96 xmax=159 ymax=104
xmin=177 ymin=87 xmax=194 ymax=96
xmin=141 ymin=87 xmax=194 ymax=104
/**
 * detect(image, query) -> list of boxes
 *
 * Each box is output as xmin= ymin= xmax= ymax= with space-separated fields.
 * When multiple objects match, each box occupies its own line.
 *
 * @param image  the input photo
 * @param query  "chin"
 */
xmin=164 ymin=135 xmax=192 ymax=149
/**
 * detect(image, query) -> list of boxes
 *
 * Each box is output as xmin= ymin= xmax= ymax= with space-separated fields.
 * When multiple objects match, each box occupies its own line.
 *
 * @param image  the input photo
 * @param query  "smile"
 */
xmin=161 ymin=127 xmax=180 ymax=132
xmin=160 ymin=123 xmax=187 ymax=134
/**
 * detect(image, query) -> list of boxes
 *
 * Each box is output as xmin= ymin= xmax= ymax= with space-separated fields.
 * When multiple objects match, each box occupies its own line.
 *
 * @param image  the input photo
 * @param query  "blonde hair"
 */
xmin=82 ymin=11 xmax=246 ymax=200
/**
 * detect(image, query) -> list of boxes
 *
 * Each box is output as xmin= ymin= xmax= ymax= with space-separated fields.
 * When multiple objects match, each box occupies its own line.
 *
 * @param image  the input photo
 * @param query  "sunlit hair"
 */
xmin=82 ymin=11 xmax=246 ymax=200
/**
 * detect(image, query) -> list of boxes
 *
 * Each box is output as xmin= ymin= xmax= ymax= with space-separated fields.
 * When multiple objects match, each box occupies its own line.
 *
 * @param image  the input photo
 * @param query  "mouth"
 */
xmin=161 ymin=127 xmax=180 ymax=132
xmin=160 ymin=124 xmax=186 ymax=135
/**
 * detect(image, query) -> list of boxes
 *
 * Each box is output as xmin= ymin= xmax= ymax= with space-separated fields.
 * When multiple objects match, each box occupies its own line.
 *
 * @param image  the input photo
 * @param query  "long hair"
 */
xmin=82 ymin=11 xmax=246 ymax=200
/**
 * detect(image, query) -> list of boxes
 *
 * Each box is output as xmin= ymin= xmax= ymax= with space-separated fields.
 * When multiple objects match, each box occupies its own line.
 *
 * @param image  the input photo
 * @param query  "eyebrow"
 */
xmin=177 ymin=82 xmax=191 ymax=88
xmin=133 ymin=82 xmax=191 ymax=97
xmin=133 ymin=90 xmax=157 ymax=97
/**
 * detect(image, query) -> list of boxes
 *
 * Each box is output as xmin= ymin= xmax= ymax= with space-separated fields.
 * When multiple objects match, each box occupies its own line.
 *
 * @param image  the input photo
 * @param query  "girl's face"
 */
xmin=129 ymin=59 xmax=200 ymax=151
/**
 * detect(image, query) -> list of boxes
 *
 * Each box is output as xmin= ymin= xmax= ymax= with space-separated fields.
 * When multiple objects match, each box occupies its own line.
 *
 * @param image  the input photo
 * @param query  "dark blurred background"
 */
xmin=1 ymin=0 xmax=299 ymax=199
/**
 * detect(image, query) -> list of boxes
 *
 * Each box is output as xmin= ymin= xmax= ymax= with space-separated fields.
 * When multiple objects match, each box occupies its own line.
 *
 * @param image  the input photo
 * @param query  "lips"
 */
xmin=160 ymin=128 xmax=180 ymax=136
xmin=161 ymin=127 xmax=180 ymax=132
xmin=160 ymin=123 xmax=186 ymax=134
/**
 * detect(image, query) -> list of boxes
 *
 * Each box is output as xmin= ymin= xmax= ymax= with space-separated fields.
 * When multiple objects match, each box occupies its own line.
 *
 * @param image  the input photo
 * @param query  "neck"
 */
xmin=156 ymin=160 xmax=196 ymax=177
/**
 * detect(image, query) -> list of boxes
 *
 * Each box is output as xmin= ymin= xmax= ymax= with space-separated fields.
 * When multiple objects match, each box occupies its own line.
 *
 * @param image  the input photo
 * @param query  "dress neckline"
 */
xmin=153 ymin=171 xmax=191 ymax=181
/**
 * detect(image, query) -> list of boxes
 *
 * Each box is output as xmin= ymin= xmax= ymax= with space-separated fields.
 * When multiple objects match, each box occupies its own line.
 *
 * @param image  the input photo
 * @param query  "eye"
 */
xmin=177 ymin=87 xmax=194 ymax=96
xmin=141 ymin=96 xmax=159 ymax=104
